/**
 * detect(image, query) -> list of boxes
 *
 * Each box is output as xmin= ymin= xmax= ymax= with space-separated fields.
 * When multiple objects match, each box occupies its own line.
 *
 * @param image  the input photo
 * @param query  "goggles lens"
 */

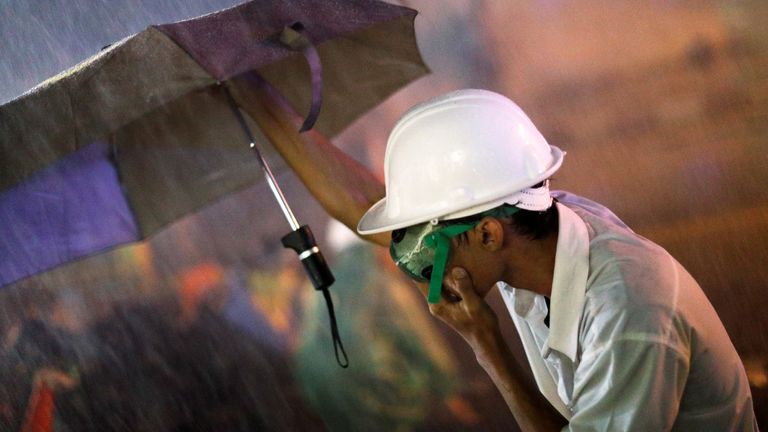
xmin=390 ymin=222 xmax=476 ymax=303
xmin=390 ymin=223 xmax=438 ymax=283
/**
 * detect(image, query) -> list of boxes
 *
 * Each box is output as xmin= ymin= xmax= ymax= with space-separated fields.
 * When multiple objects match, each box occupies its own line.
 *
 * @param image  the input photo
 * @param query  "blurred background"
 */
xmin=1 ymin=0 xmax=766 ymax=430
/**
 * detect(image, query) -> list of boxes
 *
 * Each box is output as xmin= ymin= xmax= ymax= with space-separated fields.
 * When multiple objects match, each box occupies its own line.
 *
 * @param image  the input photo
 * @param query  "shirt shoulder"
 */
xmin=552 ymin=190 xmax=630 ymax=230
xmin=554 ymin=191 xmax=678 ymax=302
xmin=555 ymin=192 xmax=690 ymax=355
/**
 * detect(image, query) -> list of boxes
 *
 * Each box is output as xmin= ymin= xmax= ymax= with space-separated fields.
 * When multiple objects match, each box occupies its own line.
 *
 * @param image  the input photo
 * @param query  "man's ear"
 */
xmin=476 ymin=216 xmax=505 ymax=251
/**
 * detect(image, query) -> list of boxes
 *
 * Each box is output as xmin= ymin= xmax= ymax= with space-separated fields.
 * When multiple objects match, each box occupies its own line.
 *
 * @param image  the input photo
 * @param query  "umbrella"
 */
xmin=0 ymin=0 xmax=429 ymax=367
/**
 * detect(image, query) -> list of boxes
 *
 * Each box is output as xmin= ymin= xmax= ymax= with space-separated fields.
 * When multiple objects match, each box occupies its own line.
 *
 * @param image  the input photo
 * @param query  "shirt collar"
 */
xmin=501 ymin=202 xmax=590 ymax=362
xmin=547 ymin=202 xmax=590 ymax=361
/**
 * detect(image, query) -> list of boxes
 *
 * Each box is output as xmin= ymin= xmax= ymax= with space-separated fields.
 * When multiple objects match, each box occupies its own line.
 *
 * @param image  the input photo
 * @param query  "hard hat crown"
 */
xmin=358 ymin=89 xmax=564 ymax=234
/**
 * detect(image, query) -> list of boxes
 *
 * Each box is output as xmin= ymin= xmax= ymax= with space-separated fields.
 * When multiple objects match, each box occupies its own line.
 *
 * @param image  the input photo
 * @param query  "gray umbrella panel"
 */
xmin=114 ymin=85 xmax=264 ymax=237
xmin=0 ymin=0 xmax=428 ymax=372
xmin=0 ymin=0 xmax=427 ymax=239
xmin=0 ymin=28 xmax=215 ymax=193
xmin=255 ymin=12 xmax=428 ymax=138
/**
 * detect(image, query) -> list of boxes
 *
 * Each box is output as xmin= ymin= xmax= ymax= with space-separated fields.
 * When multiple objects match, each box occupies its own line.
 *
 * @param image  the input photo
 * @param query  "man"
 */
xmin=238 ymin=85 xmax=758 ymax=431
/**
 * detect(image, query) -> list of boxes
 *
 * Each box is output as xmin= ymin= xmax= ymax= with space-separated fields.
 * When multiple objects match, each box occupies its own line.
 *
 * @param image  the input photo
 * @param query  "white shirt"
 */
xmin=498 ymin=191 xmax=758 ymax=431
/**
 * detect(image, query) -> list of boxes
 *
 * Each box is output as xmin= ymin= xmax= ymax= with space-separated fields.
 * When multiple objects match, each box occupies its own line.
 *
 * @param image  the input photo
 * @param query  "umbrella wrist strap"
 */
xmin=281 ymin=226 xmax=348 ymax=368
xmin=321 ymin=288 xmax=349 ymax=368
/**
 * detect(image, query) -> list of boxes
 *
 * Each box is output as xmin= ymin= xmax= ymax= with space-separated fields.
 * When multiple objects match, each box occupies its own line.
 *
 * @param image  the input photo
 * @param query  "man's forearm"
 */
xmin=231 ymin=75 xmax=390 ymax=247
xmin=470 ymin=329 xmax=568 ymax=432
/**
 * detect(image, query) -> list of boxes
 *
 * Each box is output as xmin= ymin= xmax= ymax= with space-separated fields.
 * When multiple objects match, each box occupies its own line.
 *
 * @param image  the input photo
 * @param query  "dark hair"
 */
xmin=443 ymin=181 xmax=559 ymax=242
xmin=508 ymin=202 xmax=558 ymax=240
xmin=443 ymin=202 xmax=558 ymax=241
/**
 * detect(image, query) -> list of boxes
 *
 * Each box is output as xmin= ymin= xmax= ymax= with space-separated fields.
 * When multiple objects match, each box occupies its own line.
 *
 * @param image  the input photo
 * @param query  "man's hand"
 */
xmin=425 ymin=267 xmax=500 ymax=349
xmin=422 ymin=267 xmax=568 ymax=431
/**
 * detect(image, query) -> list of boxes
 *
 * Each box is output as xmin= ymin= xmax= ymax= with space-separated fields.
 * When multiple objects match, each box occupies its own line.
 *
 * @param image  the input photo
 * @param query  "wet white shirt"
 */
xmin=498 ymin=191 xmax=758 ymax=431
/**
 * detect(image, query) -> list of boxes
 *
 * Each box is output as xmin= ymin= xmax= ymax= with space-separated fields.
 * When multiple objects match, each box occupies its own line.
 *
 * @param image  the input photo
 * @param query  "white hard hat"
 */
xmin=358 ymin=89 xmax=564 ymax=235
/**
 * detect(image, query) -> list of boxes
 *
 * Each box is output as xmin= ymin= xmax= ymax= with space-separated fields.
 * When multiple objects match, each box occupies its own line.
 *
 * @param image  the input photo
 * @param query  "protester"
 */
xmin=242 ymin=85 xmax=758 ymax=431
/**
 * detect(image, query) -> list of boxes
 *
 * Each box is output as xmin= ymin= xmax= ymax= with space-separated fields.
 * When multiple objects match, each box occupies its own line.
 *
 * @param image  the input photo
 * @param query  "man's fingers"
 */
xmin=415 ymin=281 xmax=429 ymax=299
xmin=428 ymin=302 xmax=443 ymax=317
xmin=441 ymin=288 xmax=462 ymax=303
xmin=445 ymin=267 xmax=479 ymax=302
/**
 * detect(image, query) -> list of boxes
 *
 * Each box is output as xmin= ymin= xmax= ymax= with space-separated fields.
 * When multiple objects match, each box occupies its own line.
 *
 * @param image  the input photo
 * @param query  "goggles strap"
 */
xmin=424 ymin=224 xmax=476 ymax=304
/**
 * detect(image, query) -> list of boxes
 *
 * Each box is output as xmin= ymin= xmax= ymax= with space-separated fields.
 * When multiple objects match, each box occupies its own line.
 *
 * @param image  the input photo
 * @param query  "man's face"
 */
xmin=391 ymin=215 xmax=510 ymax=303
xmin=413 ymin=230 xmax=502 ymax=303
xmin=445 ymin=231 xmax=503 ymax=299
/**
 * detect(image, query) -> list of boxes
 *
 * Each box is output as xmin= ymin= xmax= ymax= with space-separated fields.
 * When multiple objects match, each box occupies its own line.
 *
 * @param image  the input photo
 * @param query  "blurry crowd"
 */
xmin=0 ymin=289 xmax=319 ymax=432
xmin=0 ymin=228 xmax=482 ymax=432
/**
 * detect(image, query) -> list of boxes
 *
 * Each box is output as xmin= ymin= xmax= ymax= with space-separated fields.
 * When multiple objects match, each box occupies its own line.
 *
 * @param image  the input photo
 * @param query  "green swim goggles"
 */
xmin=389 ymin=205 xmax=520 ymax=303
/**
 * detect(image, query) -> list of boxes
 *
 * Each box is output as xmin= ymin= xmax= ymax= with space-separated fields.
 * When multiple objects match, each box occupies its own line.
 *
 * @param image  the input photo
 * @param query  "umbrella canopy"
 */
xmin=0 ymin=0 xmax=428 ymax=286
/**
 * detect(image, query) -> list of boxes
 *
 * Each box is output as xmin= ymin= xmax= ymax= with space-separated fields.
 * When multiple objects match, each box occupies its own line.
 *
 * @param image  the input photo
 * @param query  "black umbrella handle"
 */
xmin=282 ymin=225 xmax=349 ymax=368
xmin=281 ymin=225 xmax=334 ymax=290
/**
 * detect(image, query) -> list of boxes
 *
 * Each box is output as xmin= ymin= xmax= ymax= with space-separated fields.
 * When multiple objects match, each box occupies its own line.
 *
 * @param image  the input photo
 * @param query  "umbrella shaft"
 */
xmin=259 ymin=153 xmax=300 ymax=230
xmin=223 ymin=86 xmax=300 ymax=231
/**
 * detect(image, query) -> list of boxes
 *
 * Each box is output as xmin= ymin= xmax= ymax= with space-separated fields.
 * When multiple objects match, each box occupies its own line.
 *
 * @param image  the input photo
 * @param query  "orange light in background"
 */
xmin=177 ymin=262 xmax=224 ymax=322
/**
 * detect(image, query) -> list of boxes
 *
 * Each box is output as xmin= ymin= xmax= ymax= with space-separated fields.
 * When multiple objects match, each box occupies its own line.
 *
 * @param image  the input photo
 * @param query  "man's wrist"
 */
xmin=467 ymin=325 xmax=506 ymax=367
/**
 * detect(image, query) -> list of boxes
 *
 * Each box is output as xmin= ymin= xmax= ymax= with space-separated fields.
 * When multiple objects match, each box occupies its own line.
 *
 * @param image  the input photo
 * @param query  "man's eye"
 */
xmin=420 ymin=265 xmax=433 ymax=280
xmin=391 ymin=228 xmax=406 ymax=243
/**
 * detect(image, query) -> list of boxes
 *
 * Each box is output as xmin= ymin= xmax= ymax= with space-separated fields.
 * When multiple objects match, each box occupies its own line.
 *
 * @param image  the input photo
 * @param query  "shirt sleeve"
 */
xmin=565 ymin=335 xmax=690 ymax=432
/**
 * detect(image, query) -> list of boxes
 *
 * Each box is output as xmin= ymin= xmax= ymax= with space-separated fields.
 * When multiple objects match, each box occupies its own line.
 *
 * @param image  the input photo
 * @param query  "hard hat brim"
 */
xmin=357 ymin=145 xmax=565 ymax=235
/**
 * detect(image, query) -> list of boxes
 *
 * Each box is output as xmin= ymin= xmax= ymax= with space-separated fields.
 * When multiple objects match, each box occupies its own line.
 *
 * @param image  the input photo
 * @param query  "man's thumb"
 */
xmin=452 ymin=267 xmax=468 ymax=279
xmin=448 ymin=266 xmax=478 ymax=302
